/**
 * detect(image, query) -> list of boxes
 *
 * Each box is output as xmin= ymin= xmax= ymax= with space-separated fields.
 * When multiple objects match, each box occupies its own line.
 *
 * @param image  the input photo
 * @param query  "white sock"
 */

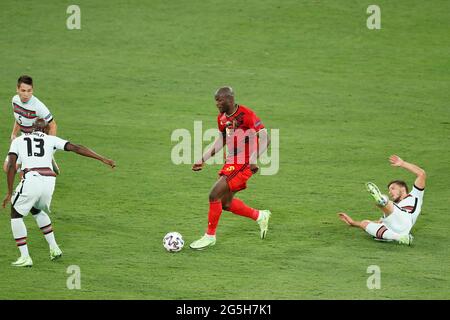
xmin=380 ymin=197 xmax=388 ymax=208
xmin=256 ymin=211 xmax=263 ymax=222
xmin=365 ymin=222 xmax=400 ymax=241
xmin=33 ymin=211 xmax=58 ymax=249
xmin=11 ymin=218 xmax=29 ymax=257
xmin=378 ymin=228 xmax=400 ymax=241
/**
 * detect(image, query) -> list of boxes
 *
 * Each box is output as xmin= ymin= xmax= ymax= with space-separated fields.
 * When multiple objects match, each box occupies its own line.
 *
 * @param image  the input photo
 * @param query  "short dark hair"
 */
xmin=32 ymin=118 xmax=47 ymax=132
xmin=215 ymin=86 xmax=234 ymax=98
xmin=387 ymin=180 xmax=409 ymax=193
xmin=17 ymin=75 xmax=33 ymax=87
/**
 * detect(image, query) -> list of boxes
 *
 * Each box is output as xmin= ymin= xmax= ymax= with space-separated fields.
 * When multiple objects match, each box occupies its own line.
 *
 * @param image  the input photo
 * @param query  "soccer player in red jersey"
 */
xmin=190 ymin=86 xmax=272 ymax=250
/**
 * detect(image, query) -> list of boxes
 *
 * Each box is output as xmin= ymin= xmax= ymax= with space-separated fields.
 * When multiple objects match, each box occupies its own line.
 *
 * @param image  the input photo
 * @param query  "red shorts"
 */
xmin=218 ymin=163 xmax=253 ymax=192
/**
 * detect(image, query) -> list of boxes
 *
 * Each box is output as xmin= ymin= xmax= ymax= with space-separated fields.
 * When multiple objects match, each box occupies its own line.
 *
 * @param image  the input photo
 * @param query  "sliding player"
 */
xmin=338 ymin=155 xmax=426 ymax=245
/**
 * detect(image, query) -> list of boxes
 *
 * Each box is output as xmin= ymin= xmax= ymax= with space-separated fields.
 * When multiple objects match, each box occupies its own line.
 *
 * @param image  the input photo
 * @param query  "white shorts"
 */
xmin=382 ymin=205 xmax=414 ymax=235
xmin=11 ymin=173 xmax=56 ymax=216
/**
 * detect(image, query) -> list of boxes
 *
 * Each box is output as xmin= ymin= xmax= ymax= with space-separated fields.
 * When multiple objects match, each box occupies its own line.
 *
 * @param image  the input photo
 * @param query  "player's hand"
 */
xmin=389 ymin=155 xmax=404 ymax=167
xmin=103 ymin=159 xmax=116 ymax=169
xmin=192 ymin=161 xmax=204 ymax=171
xmin=338 ymin=212 xmax=354 ymax=226
xmin=2 ymin=193 xmax=11 ymax=209
xmin=250 ymin=164 xmax=259 ymax=174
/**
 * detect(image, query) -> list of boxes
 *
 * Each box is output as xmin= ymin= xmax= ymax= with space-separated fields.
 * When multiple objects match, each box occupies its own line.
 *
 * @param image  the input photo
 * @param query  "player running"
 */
xmin=190 ymin=86 xmax=272 ymax=250
xmin=338 ymin=155 xmax=426 ymax=245
xmin=3 ymin=75 xmax=60 ymax=174
xmin=2 ymin=119 xmax=115 ymax=267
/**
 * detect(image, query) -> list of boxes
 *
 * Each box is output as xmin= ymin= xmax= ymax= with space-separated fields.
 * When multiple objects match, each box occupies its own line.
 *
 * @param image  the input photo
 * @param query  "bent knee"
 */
xmin=222 ymin=201 xmax=231 ymax=210
xmin=209 ymin=192 xmax=221 ymax=202
xmin=11 ymin=208 xmax=23 ymax=219
xmin=30 ymin=207 xmax=41 ymax=215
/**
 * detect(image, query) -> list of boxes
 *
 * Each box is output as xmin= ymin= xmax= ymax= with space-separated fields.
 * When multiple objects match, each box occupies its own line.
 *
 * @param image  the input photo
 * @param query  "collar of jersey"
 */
xmin=21 ymin=95 xmax=34 ymax=104
xmin=225 ymin=104 xmax=239 ymax=117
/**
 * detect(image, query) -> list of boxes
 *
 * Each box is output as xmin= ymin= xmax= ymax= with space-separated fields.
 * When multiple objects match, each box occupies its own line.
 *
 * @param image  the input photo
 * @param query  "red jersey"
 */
xmin=217 ymin=104 xmax=265 ymax=164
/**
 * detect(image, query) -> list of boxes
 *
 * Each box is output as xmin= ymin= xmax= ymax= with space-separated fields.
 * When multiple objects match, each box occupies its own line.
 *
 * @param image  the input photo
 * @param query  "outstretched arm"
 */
xmin=339 ymin=212 xmax=404 ymax=242
xmin=192 ymin=135 xmax=225 ymax=171
xmin=389 ymin=155 xmax=426 ymax=189
xmin=338 ymin=212 xmax=371 ymax=230
xmin=65 ymin=143 xmax=115 ymax=168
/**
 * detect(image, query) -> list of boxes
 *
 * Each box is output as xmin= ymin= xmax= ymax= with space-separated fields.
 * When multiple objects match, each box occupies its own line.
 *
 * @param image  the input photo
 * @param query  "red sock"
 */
xmin=227 ymin=198 xmax=259 ymax=221
xmin=206 ymin=200 xmax=222 ymax=236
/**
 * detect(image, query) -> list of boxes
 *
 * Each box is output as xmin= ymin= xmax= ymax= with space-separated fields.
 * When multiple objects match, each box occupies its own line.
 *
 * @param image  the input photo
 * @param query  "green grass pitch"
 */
xmin=0 ymin=0 xmax=449 ymax=299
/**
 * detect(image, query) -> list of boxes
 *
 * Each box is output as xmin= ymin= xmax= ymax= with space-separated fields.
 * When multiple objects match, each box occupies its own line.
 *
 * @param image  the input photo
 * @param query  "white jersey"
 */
xmin=8 ymin=132 xmax=68 ymax=172
xmin=12 ymin=95 xmax=53 ymax=133
xmin=381 ymin=185 xmax=425 ymax=234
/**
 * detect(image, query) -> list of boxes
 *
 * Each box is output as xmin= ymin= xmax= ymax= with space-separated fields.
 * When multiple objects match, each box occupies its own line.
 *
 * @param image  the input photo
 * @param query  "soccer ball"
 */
xmin=163 ymin=232 xmax=184 ymax=252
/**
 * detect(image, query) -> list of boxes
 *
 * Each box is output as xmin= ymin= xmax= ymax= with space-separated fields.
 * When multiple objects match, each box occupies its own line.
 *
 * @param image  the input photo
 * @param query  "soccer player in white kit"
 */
xmin=3 ymin=75 xmax=59 ymax=173
xmin=2 ymin=119 xmax=115 ymax=267
xmin=338 ymin=155 xmax=426 ymax=245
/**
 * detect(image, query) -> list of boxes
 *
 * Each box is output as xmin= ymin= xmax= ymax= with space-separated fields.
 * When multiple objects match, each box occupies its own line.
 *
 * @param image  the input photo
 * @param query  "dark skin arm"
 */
xmin=2 ymin=144 xmax=115 ymax=208
xmin=192 ymin=135 xmax=226 ymax=171
xmin=249 ymin=129 xmax=271 ymax=174
xmin=2 ymin=153 xmax=18 ymax=208
xmin=192 ymin=129 xmax=271 ymax=173
xmin=65 ymin=143 xmax=116 ymax=168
